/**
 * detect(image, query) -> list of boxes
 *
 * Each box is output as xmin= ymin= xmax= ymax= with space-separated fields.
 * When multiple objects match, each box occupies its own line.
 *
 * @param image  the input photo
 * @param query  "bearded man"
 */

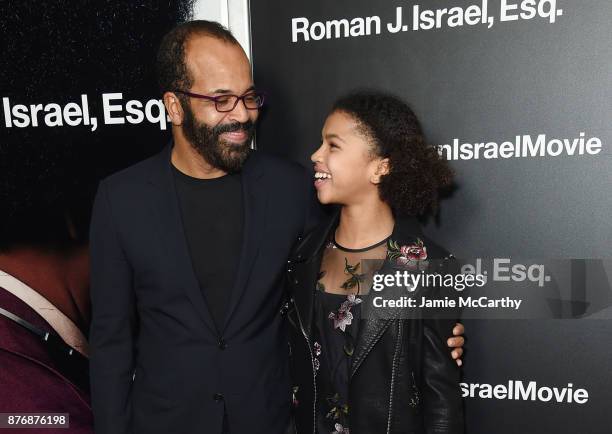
xmin=88 ymin=20 xmax=465 ymax=434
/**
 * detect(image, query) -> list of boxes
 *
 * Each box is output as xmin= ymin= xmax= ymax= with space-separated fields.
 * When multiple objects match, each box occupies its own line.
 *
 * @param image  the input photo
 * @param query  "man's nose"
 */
xmin=227 ymin=97 xmax=250 ymax=123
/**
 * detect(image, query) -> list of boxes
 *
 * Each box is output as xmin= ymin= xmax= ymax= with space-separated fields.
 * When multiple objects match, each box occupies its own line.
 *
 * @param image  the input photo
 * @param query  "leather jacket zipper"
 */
xmin=387 ymin=320 xmax=403 ymax=434
xmin=292 ymin=297 xmax=317 ymax=434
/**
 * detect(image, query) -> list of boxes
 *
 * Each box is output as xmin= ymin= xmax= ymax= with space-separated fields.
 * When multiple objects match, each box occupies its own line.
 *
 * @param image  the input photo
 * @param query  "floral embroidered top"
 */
xmin=313 ymin=233 xmax=389 ymax=434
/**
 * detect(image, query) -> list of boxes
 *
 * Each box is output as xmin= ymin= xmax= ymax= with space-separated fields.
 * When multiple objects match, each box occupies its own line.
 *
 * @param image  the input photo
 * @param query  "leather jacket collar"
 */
xmin=288 ymin=210 xmax=425 ymax=370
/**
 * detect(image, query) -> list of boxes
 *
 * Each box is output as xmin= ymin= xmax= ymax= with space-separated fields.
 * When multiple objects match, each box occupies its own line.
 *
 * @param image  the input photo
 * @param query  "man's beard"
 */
xmin=181 ymin=102 xmax=255 ymax=173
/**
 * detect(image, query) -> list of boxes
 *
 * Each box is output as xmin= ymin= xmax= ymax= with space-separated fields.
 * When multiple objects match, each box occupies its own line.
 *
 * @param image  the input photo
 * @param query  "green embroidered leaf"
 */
xmin=343 ymin=257 xmax=361 ymax=274
xmin=340 ymin=276 xmax=358 ymax=290
xmin=388 ymin=251 xmax=402 ymax=261
xmin=343 ymin=343 xmax=354 ymax=356
xmin=341 ymin=258 xmax=365 ymax=291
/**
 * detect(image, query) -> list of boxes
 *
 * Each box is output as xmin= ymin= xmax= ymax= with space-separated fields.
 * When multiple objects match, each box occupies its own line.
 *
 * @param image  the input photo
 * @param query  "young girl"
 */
xmin=286 ymin=92 xmax=464 ymax=434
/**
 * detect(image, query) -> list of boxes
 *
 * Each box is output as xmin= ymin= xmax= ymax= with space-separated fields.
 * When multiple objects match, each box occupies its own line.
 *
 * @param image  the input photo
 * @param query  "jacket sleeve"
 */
xmin=421 ymin=257 xmax=464 ymax=434
xmin=88 ymin=180 xmax=136 ymax=434
xmin=300 ymin=166 xmax=324 ymax=236
xmin=421 ymin=317 xmax=464 ymax=434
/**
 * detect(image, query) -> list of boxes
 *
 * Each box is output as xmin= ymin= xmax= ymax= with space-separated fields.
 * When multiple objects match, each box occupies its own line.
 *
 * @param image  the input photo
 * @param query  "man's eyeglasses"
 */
xmin=174 ymin=90 xmax=266 ymax=113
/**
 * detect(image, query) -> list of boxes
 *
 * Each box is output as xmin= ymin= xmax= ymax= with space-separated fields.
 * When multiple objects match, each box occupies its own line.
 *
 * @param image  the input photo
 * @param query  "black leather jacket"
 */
xmin=285 ymin=213 xmax=464 ymax=434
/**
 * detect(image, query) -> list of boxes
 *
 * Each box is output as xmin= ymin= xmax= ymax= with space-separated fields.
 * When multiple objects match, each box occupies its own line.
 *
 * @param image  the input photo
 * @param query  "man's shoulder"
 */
xmin=99 ymin=148 xmax=164 ymax=196
xmin=105 ymin=151 xmax=160 ymax=184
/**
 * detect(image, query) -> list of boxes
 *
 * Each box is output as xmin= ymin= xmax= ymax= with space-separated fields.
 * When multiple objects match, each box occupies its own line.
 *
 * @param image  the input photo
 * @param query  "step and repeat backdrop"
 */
xmin=250 ymin=1 xmax=612 ymax=433
xmin=0 ymin=0 xmax=195 ymax=429
xmin=1 ymin=0 xmax=611 ymax=432
xmin=0 ymin=1 xmax=197 ymax=244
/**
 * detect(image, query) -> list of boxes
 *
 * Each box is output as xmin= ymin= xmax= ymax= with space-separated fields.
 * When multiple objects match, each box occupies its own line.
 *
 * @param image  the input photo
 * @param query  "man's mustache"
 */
xmin=213 ymin=120 xmax=255 ymax=136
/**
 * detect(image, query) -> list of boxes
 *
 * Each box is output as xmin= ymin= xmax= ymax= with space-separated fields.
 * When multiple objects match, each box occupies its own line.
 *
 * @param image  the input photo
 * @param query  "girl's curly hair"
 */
xmin=331 ymin=91 xmax=453 ymax=217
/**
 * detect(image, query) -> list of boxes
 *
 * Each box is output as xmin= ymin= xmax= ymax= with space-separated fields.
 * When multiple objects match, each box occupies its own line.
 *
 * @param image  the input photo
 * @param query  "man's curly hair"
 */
xmin=331 ymin=91 xmax=453 ymax=217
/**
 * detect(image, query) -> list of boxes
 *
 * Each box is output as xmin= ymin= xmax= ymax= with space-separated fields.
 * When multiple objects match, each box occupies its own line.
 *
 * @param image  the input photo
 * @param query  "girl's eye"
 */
xmin=329 ymin=142 xmax=339 ymax=149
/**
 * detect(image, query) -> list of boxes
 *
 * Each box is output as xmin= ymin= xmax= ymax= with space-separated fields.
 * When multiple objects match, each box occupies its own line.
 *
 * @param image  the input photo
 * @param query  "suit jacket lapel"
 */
xmin=222 ymin=153 xmax=268 ymax=332
xmin=147 ymin=143 xmax=217 ymax=335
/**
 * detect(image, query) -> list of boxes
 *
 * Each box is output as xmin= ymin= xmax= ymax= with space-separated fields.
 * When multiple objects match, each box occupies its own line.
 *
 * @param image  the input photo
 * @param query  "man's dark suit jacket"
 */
xmin=89 ymin=143 xmax=317 ymax=434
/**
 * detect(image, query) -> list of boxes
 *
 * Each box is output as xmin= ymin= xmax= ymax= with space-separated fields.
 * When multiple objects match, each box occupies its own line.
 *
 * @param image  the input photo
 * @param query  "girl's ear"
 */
xmin=371 ymin=158 xmax=390 ymax=184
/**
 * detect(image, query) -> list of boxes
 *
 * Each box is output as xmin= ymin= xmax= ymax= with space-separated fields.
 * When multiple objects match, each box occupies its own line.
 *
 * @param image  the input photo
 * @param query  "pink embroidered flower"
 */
xmin=388 ymin=238 xmax=429 ymax=270
xmin=312 ymin=341 xmax=321 ymax=372
xmin=332 ymin=423 xmax=350 ymax=434
xmin=329 ymin=310 xmax=353 ymax=332
xmin=396 ymin=255 xmax=421 ymax=270
xmin=400 ymin=239 xmax=427 ymax=261
xmin=329 ymin=295 xmax=362 ymax=332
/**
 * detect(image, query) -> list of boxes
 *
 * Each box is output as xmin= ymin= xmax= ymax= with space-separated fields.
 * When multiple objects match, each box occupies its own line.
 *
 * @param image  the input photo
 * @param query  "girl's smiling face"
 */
xmin=311 ymin=110 xmax=388 ymax=206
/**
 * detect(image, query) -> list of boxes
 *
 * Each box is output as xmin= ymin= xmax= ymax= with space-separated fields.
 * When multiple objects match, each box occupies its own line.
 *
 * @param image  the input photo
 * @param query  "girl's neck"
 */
xmin=335 ymin=200 xmax=394 ymax=250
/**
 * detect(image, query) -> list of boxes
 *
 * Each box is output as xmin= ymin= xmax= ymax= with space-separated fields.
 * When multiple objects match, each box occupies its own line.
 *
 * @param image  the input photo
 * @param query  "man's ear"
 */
xmin=163 ymin=91 xmax=184 ymax=126
xmin=371 ymin=158 xmax=390 ymax=184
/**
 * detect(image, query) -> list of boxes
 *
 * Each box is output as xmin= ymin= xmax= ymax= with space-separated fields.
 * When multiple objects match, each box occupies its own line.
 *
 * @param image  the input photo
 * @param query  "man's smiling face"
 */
xmin=179 ymin=35 xmax=258 ymax=173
